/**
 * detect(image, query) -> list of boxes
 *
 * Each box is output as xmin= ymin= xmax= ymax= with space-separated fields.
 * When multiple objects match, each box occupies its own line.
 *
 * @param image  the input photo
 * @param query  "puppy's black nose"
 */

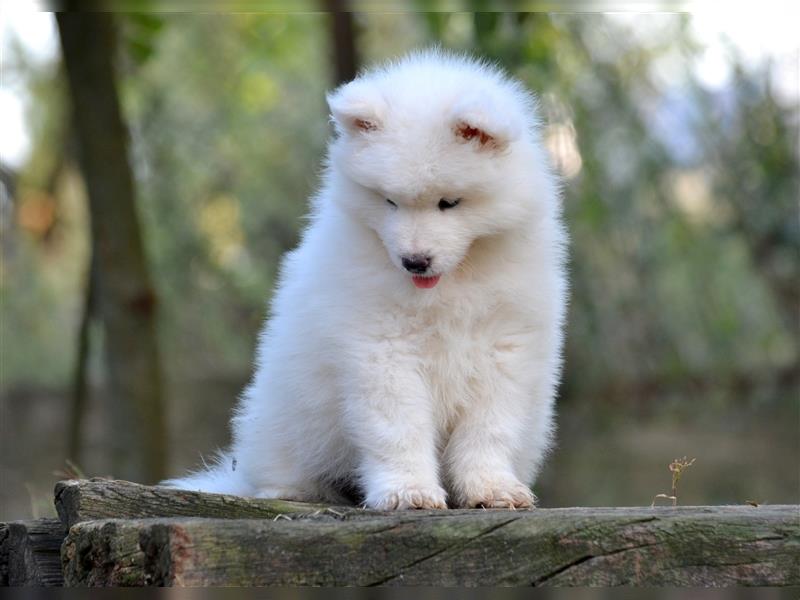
xmin=401 ymin=254 xmax=432 ymax=274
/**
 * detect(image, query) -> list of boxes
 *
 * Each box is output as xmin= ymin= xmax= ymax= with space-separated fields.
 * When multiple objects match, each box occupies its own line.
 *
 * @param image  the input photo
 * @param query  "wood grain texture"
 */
xmin=0 ymin=519 xmax=65 ymax=586
xmin=54 ymin=479 xmax=353 ymax=528
xmin=0 ymin=523 xmax=8 ymax=586
xmin=60 ymin=504 xmax=800 ymax=586
xmin=2 ymin=480 xmax=792 ymax=586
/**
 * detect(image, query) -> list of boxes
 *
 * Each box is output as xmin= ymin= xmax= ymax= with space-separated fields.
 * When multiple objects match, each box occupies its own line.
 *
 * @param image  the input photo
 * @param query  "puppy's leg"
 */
xmin=444 ymin=413 xmax=536 ymax=508
xmin=444 ymin=347 xmax=554 ymax=509
xmin=343 ymin=353 xmax=446 ymax=510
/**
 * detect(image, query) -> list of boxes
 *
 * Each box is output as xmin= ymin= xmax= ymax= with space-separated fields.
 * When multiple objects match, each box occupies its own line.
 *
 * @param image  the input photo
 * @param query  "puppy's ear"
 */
xmin=450 ymin=92 xmax=521 ymax=151
xmin=327 ymin=81 xmax=386 ymax=135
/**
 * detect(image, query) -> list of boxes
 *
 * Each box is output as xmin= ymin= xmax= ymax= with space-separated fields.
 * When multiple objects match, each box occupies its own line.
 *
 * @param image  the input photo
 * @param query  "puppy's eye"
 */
xmin=438 ymin=198 xmax=461 ymax=211
xmin=386 ymin=198 xmax=397 ymax=208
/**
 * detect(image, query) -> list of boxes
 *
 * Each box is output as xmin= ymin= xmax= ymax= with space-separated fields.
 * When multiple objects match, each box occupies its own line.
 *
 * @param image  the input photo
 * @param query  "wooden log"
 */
xmin=0 ymin=519 xmax=66 ymax=587
xmin=61 ymin=505 xmax=800 ymax=586
xmin=54 ymin=478 xmax=361 ymax=528
xmin=0 ymin=523 xmax=8 ymax=586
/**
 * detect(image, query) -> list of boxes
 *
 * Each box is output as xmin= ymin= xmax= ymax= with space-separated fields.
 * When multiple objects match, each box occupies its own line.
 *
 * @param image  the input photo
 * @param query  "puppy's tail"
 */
xmin=160 ymin=451 xmax=250 ymax=496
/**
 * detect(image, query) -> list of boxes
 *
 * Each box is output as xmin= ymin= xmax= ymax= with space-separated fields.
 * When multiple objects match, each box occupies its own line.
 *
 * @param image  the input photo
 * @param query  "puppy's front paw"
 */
xmin=366 ymin=485 xmax=448 ymax=510
xmin=455 ymin=476 xmax=536 ymax=509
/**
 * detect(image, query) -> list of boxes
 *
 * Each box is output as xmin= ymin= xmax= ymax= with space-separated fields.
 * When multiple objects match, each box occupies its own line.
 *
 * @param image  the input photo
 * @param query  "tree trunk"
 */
xmin=67 ymin=250 xmax=97 ymax=465
xmin=324 ymin=0 xmax=358 ymax=86
xmin=56 ymin=12 xmax=168 ymax=483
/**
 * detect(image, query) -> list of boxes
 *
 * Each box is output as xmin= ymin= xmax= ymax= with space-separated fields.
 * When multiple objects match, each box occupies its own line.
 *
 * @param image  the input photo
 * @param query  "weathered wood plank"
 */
xmin=1 ymin=519 xmax=66 ymax=587
xmin=54 ymin=479 xmax=361 ymax=529
xmin=0 ymin=523 xmax=8 ymax=586
xmin=61 ymin=505 xmax=800 ymax=587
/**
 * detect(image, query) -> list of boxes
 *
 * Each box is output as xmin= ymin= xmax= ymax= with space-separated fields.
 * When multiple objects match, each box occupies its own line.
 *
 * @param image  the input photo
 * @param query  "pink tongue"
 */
xmin=412 ymin=275 xmax=441 ymax=289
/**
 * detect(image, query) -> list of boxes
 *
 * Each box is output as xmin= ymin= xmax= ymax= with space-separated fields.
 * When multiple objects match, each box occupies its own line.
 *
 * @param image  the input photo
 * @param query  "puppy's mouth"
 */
xmin=411 ymin=274 xmax=441 ymax=289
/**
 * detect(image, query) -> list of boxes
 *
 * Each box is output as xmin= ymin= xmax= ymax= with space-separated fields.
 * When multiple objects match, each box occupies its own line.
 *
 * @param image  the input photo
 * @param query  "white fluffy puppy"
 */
xmin=165 ymin=50 xmax=567 ymax=510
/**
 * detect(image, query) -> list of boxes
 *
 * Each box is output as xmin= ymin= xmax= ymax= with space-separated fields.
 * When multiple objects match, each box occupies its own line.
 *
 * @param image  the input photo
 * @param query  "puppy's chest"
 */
xmin=406 ymin=303 xmax=514 ymax=419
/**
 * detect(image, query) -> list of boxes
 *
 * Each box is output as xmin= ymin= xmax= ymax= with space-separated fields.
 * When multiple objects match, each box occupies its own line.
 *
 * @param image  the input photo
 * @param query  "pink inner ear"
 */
xmin=354 ymin=118 xmax=378 ymax=132
xmin=456 ymin=122 xmax=493 ymax=146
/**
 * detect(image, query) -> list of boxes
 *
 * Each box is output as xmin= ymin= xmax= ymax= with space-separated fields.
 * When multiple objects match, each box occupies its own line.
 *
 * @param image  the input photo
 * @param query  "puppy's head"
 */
xmin=325 ymin=52 xmax=549 ymax=289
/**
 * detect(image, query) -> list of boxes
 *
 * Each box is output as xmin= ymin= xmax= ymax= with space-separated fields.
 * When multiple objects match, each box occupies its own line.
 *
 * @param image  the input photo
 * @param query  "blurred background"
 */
xmin=1 ymin=5 xmax=798 ymax=519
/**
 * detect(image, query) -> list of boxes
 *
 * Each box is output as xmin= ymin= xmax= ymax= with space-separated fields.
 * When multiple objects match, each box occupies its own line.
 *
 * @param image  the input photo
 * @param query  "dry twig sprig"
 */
xmin=652 ymin=456 xmax=696 ymax=507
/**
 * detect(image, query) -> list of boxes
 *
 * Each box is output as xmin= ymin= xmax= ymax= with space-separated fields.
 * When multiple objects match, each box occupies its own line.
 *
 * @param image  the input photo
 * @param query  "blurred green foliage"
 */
xmin=1 ymin=11 xmax=797 ymax=515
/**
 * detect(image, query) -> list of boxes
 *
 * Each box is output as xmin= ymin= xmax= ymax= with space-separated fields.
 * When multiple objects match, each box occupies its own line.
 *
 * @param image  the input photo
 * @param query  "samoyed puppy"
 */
xmin=165 ymin=50 xmax=567 ymax=510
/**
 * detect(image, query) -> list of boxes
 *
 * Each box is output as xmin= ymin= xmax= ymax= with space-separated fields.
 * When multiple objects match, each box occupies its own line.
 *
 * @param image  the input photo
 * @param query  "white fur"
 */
xmin=164 ymin=50 xmax=568 ymax=510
